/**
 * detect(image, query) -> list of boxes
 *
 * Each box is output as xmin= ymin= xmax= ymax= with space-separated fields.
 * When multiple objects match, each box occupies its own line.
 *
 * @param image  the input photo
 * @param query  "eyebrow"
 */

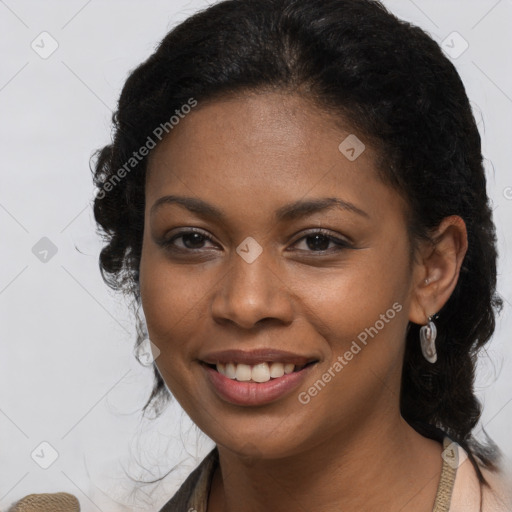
xmin=150 ymin=195 xmax=370 ymax=222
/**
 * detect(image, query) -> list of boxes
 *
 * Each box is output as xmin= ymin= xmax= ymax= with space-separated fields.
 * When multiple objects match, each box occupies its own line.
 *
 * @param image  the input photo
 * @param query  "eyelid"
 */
xmin=159 ymin=227 xmax=219 ymax=248
xmin=289 ymin=227 xmax=353 ymax=247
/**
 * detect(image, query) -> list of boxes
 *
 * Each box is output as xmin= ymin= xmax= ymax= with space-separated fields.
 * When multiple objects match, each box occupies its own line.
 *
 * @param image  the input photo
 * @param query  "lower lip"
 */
xmin=202 ymin=363 xmax=316 ymax=406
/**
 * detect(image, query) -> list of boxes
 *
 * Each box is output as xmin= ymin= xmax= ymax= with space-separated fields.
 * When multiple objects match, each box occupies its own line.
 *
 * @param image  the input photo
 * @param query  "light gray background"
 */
xmin=1 ymin=1 xmax=511 ymax=510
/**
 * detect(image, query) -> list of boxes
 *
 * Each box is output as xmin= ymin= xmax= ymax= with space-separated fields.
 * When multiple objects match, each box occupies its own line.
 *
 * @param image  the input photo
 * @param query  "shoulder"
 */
xmin=450 ymin=445 xmax=512 ymax=512
xmin=158 ymin=447 xmax=219 ymax=512
xmin=480 ymin=463 xmax=512 ymax=512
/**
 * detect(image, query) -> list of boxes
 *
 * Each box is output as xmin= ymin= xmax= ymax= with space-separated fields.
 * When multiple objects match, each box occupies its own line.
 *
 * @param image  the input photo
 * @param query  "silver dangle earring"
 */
xmin=420 ymin=315 xmax=437 ymax=363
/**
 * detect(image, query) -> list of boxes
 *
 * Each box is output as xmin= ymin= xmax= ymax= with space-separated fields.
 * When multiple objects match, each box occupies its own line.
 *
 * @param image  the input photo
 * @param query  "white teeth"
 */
xmin=284 ymin=363 xmax=295 ymax=374
xmin=269 ymin=362 xmax=285 ymax=378
xmin=252 ymin=363 xmax=270 ymax=383
xmin=214 ymin=361 xmax=303 ymax=382
xmin=225 ymin=363 xmax=236 ymax=379
xmin=235 ymin=363 xmax=252 ymax=381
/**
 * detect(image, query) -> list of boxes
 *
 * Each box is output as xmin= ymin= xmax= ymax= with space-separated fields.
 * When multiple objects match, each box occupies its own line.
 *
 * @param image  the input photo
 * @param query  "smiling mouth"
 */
xmin=203 ymin=360 xmax=318 ymax=383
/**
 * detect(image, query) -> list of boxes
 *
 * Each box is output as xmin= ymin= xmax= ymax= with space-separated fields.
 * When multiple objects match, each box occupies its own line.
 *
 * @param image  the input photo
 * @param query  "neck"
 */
xmin=210 ymin=413 xmax=444 ymax=512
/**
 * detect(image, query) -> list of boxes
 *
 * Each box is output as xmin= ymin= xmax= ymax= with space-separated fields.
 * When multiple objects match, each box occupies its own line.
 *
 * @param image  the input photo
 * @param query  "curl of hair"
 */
xmin=92 ymin=0 xmax=503 ymax=482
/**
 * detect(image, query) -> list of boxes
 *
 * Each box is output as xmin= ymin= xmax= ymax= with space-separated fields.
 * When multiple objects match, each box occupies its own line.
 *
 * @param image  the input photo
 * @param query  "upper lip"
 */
xmin=200 ymin=348 xmax=319 ymax=366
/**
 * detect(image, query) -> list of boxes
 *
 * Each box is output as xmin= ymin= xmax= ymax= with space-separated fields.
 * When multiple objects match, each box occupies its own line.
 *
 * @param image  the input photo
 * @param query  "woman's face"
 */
xmin=140 ymin=92 xmax=419 ymax=459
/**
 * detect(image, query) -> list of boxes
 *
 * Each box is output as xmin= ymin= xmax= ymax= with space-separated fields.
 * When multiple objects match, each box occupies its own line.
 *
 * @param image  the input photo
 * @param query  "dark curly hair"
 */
xmin=91 ymin=0 xmax=503 ymax=485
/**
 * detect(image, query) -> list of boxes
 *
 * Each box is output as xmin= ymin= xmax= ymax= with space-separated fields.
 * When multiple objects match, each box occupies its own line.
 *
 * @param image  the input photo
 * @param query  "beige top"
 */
xmin=159 ymin=437 xmax=512 ymax=512
xmin=9 ymin=437 xmax=511 ymax=511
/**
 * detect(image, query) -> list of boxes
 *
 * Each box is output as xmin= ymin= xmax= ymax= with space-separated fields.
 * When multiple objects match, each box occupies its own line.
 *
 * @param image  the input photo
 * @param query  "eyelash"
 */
xmin=159 ymin=228 xmax=352 ymax=254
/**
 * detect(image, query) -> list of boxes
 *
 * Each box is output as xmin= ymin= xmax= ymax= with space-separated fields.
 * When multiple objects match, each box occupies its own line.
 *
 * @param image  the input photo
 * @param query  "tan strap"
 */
xmin=9 ymin=492 xmax=80 ymax=512
xmin=432 ymin=437 xmax=459 ymax=512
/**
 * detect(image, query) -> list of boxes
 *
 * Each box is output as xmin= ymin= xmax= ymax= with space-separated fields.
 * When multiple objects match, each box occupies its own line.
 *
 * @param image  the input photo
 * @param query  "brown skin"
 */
xmin=139 ymin=91 xmax=468 ymax=512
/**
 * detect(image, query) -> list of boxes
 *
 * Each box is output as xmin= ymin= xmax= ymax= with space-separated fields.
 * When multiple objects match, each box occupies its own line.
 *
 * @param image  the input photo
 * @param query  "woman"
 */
xmin=90 ymin=0 xmax=512 ymax=510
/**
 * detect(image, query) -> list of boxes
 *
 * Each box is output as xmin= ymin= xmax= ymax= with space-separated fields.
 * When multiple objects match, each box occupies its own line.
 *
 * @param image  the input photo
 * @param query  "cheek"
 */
xmin=298 ymin=245 xmax=411 ymax=365
xmin=139 ymin=244 xmax=209 ymax=360
xmin=290 ymin=261 xmax=409 ymax=426
xmin=139 ymin=251 xmax=211 ymax=410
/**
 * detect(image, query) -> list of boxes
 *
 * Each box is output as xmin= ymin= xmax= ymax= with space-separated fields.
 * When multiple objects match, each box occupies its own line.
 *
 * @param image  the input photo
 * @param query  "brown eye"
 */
xmin=159 ymin=229 xmax=217 ymax=251
xmin=179 ymin=232 xmax=208 ymax=249
xmin=304 ymin=234 xmax=331 ymax=251
xmin=291 ymin=230 xmax=352 ymax=253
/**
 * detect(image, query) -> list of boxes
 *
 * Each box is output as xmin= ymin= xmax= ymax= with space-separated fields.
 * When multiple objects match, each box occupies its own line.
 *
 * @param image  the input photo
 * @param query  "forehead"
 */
xmin=145 ymin=92 xmax=404 ymax=223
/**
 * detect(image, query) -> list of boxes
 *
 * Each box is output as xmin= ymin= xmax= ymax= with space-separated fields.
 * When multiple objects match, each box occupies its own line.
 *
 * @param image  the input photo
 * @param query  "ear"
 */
xmin=409 ymin=215 xmax=468 ymax=325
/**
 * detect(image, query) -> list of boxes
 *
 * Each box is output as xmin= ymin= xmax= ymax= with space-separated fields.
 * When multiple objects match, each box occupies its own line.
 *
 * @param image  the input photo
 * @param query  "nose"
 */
xmin=210 ymin=249 xmax=294 ymax=330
